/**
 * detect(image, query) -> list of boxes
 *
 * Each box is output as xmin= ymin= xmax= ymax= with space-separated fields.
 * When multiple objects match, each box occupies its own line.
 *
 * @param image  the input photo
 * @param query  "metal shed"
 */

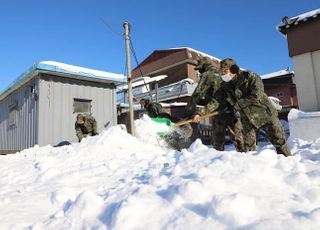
xmin=0 ymin=61 xmax=125 ymax=153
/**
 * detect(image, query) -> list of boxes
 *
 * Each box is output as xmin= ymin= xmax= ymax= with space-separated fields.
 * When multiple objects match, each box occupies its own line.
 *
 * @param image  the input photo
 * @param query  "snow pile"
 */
xmin=288 ymin=109 xmax=320 ymax=141
xmin=134 ymin=115 xmax=173 ymax=145
xmin=0 ymin=118 xmax=320 ymax=229
xmin=268 ymin=96 xmax=282 ymax=111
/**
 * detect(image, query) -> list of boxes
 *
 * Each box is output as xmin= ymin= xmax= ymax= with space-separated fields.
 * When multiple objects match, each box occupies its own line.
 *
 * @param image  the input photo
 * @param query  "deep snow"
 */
xmin=0 ymin=115 xmax=320 ymax=230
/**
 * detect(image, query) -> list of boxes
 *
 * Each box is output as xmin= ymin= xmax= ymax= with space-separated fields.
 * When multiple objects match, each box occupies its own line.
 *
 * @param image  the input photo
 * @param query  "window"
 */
xmin=9 ymin=103 xmax=18 ymax=127
xmin=150 ymin=82 xmax=156 ymax=90
xmin=274 ymin=92 xmax=284 ymax=98
xmin=73 ymin=98 xmax=92 ymax=113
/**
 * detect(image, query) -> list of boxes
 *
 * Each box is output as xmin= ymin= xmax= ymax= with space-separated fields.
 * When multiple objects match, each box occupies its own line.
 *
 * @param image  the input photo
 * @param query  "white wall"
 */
xmin=38 ymin=76 xmax=117 ymax=146
xmin=0 ymin=79 xmax=38 ymax=151
xmin=292 ymin=50 xmax=320 ymax=111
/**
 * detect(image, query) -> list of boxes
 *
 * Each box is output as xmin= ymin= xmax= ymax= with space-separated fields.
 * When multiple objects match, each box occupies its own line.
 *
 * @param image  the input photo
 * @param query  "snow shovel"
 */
xmin=172 ymin=111 xmax=220 ymax=139
xmin=150 ymin=117 xmax=173 ymax=137
xmin=173 ymin=111 xmax=220 ymax=127
xmin=151 ymin=111 xmax=219 ymax=137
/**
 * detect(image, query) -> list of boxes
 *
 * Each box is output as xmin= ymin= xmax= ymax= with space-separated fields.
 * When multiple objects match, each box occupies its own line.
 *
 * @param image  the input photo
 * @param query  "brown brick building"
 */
xmin=131 ymin=47 xmax=220 ymax=103
xmin=261 ymin=69 xmax=298 ymax=119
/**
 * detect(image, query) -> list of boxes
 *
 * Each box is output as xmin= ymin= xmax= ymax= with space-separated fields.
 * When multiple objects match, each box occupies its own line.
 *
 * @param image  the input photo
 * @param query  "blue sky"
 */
xmin=0 ymin=0 xmax=319 ymax=93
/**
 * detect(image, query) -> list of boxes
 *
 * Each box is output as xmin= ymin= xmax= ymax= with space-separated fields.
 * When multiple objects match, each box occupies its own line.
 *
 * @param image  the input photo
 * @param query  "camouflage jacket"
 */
xmin=186 ymin=66 xmax=231 ymax=116
xmin=145 ymin=102 xmax=165 ymax=118
xmin=75 ymin=115 xmax=98 ymax=141
xmin=223 ymin=70 xmax=278 ymax=128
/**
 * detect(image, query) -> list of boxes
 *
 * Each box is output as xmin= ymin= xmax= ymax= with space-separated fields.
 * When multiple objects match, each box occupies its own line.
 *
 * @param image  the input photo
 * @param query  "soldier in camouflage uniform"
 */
xmin=219 ymin=58 xmax=291 ymax=157
xmin=187 ymin=57 xmax=245 ymax=152
xmin=75 ymin=114 xmax=98 ymax=142
xmin=139 ymin=99 xmax=168 ymax=119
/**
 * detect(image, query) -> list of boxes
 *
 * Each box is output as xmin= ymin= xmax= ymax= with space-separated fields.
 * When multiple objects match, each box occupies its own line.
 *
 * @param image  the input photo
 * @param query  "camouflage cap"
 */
xmin=194 ymin=57 xmax=211 ymax=70
xmin=76 ymin=114 xmax=85 ymax=124
xmin=139 ymin=98 xmax=150 ymax=106
xmin=220 ymin=58 xmax=237 ymax=70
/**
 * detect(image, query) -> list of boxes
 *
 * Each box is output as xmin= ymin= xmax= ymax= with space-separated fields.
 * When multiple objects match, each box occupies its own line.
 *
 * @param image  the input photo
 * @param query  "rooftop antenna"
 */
xmin=123 ymin=21 xmax=135 ymax=136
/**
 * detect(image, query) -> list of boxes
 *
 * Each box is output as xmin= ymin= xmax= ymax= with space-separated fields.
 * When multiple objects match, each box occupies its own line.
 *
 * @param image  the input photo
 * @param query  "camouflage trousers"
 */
xmin=242 ymin=115 xmax=291 ymax=157
xmin=211 ymin=114 xmax=246 ymax=152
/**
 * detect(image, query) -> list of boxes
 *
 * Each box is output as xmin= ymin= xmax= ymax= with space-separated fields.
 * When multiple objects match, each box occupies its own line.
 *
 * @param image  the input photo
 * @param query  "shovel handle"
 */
xmin=173 ymin=111 xmax=219 ymax=127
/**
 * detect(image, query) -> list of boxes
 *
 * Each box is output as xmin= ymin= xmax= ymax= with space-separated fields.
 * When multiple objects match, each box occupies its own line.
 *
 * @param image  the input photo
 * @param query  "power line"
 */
xmin=100 ymin=18 xmax=153 ymax=102
xmin=129 ymin=38 xmax=153 ymax=100
xmin=100 ymin=17 xmax=123 ymax=38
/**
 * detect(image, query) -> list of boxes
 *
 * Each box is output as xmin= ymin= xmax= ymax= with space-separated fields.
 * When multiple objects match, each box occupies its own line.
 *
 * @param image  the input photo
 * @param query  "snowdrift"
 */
xmin=0 ymin=115 xmax=320 ymax=229
xmin=288 ymin=109 xmax=320 ymax=141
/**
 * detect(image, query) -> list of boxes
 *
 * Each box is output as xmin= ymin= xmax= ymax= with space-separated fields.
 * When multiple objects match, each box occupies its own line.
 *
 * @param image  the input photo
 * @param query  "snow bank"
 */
xmin=0 ymin=117 xmax=320 ymax=229
xmin=288 ymin=109 xmax=320 ymax=141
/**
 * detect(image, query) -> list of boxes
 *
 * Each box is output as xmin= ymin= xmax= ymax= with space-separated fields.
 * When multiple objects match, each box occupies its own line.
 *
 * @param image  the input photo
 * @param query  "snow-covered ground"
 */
xmin=0 ymin=116 xmax=320 ymax=230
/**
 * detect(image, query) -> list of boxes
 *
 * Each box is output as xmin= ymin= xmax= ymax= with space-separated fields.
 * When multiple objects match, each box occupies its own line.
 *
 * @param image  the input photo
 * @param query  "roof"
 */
xmin=132 ymin=47 xmax=221 ymax=77
xmin=260 ymin=68 xmax=294 ymax=80
xmin=0 ymin=61 xmax=126 ymax=101
xmin=117 ymin=75 xmax=168 ymax=92
xmin=168 ymin=47 xmax=221 ymax=62
xmin=278 ymin=8 xmax=320 ymax=34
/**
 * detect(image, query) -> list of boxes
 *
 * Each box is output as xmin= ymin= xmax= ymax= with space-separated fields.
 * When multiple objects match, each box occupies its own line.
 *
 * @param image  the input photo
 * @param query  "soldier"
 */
xmin=139 ymin=99 xmax=170 ymax=119
xmin=220 ymin=58 xmax=291 ymax=157
xmin=187 ymin=57 xmax=245 ymax=152
xmin=75 ymin=114 xmax=98 ymax=142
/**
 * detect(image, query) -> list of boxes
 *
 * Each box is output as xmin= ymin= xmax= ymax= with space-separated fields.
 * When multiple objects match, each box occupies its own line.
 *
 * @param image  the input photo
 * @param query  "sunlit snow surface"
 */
xmin=0 ymin=116 xmax=320 ymax=230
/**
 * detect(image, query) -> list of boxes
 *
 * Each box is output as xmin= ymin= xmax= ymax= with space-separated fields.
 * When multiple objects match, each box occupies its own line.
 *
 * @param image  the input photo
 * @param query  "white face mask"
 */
xmin=221 ymin=73 xmax=232 ymax=82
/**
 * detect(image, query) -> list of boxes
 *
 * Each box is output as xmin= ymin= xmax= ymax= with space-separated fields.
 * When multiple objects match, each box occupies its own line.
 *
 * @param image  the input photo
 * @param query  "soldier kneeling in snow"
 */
xmin=75 ymin=114 xmax=98 ymax=142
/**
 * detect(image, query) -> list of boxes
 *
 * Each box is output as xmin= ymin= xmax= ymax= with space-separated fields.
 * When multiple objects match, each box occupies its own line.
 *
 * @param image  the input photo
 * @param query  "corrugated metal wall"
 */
xmin=38 ymin=74 xmax=117 ymax=146
xmin=0 ymin=79 xmax=38 ymax=151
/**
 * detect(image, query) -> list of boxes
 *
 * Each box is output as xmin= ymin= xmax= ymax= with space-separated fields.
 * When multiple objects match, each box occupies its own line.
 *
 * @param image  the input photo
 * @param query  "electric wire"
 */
xmin=100 ymin=17 xmax=123 ymax=38
xmin=100 ymin=18 xmax=153 ymax=103
xmin=129 ymin=38 xmax=153 ymax=101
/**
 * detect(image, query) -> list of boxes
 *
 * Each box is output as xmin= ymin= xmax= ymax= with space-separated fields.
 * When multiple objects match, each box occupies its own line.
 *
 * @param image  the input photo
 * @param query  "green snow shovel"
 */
xmin=151 ymin=111 xmax=220 ymax=137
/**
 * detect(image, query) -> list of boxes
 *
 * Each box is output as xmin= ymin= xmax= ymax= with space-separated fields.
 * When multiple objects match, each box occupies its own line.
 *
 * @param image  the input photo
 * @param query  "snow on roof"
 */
xmin=117 ymin=75 xmax=168 ymax=92
xmin=278 ymin=8 xmax=320 ymax=34
xmin=160 ymin=102 xmax=187 ymax=107
xmin=118 ymin=101 xmax=188 ymax=109
xmin=169 ymin=47 xmax=249 ymax=71
xmin=40 ymin=61 xmax=125 ymax=82
xmin=292 ymin=8 xmax=320 ymax=21
xmin=260 ymin=68 xmax=294 ymax=80
xmin=169 ymin=47 xmax=221 ymax=62
xmin=0 ymin=61 xmax=126 ymax=101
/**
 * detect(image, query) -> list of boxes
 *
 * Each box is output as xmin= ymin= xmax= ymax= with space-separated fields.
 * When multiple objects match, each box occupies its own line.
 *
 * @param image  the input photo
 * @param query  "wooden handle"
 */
xmin=173 ymin=111 xmax=219 ymax=127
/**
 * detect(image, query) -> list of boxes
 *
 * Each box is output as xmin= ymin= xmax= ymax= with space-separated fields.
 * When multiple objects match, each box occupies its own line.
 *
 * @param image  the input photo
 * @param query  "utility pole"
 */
xmin=123 ymin=21 xmax=135 ymax=136
xmin=155 ymin=82 xmax=159 ymax=102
